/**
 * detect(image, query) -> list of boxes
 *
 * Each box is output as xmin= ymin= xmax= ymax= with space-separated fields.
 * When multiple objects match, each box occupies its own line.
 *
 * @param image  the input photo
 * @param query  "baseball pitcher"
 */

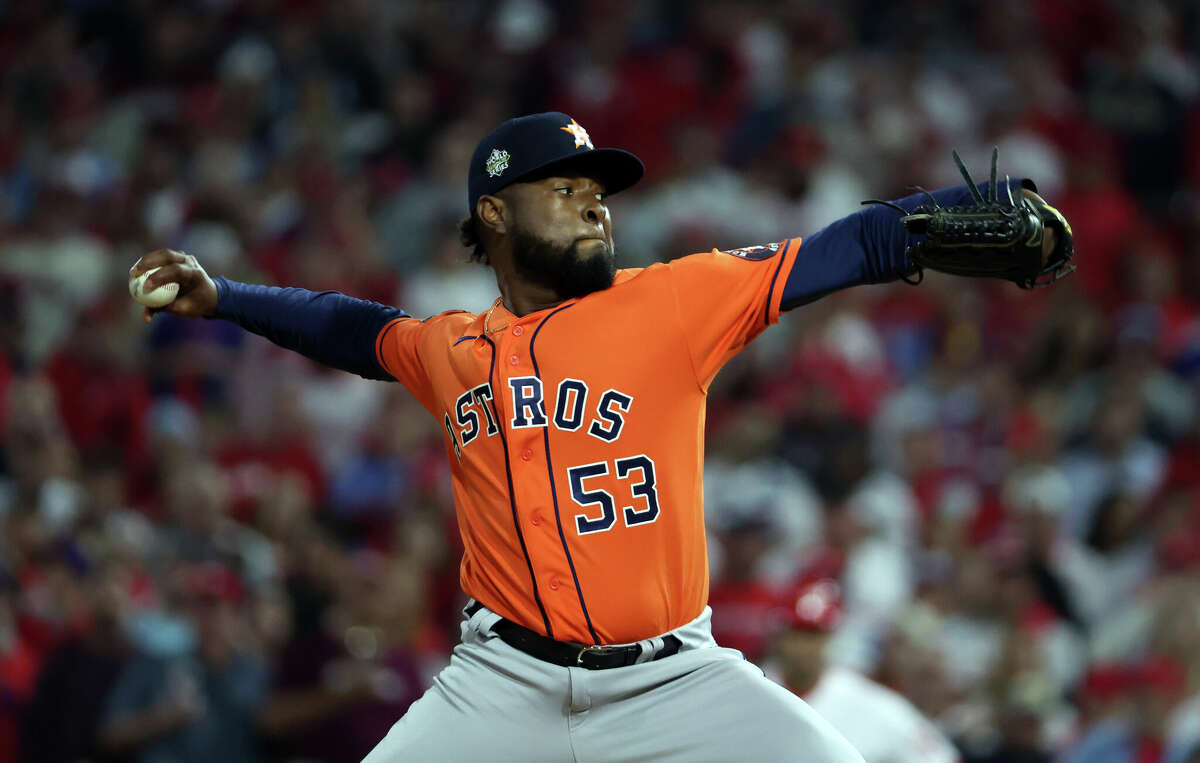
xmin=130 ymin=112 xmax=1073 ymax=762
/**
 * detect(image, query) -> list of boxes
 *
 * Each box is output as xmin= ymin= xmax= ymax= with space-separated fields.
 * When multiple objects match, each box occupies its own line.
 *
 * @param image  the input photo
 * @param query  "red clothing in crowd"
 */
xmin=216 ymin=438 xmax=325 ymax=521
xmin=707 ymin=579 xmax=782 ymax=662
xmin=44 ymin=351 xmax=150 ymax=464
xmin=0 ymin=633 xmax=41 ymax=763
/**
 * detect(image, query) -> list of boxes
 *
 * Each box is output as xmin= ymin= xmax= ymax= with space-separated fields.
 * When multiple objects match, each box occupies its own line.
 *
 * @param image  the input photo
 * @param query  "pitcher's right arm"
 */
xmin=130 ymin=249 xmax=408 ymax=382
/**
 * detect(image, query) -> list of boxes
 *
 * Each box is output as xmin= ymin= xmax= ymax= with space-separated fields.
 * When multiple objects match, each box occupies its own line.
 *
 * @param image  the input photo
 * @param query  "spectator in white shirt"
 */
xmin=771 ymin=579 xmax=960 ymax=763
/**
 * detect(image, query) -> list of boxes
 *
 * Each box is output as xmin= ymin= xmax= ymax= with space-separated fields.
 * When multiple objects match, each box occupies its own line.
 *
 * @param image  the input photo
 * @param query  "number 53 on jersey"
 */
xmin=446 ymin=377 xmax=662 ymax=537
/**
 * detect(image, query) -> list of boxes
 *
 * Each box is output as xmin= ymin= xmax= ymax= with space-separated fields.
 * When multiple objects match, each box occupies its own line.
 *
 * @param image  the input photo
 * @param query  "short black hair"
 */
xmin=458 ymin=214 xmax=488 ymax=265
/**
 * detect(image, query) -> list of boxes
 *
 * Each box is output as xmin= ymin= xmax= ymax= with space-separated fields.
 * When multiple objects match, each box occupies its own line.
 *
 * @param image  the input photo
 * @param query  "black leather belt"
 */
xmin=465 ymin=601 xmax=682 ymax=670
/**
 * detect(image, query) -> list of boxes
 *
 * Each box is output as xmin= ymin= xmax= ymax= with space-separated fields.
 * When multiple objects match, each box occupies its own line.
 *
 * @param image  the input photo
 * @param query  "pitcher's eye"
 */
xmin=556 ymin=187 xmax=572 ymax=196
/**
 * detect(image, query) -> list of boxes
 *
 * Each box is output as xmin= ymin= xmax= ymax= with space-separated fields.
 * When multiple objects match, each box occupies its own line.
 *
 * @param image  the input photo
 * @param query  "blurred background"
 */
xmin=1 ymin=0 xmax=1199 ymax=761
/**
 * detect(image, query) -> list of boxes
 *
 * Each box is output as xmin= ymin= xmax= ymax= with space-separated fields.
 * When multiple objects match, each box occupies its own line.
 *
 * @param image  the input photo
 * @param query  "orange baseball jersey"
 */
xmin=375 ymin=240 xmax=800 ymax=645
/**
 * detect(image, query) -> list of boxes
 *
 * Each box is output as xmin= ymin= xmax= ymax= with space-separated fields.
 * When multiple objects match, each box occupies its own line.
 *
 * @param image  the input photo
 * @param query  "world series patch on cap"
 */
xmin=467 ymin=112 xmax=645 ymax=213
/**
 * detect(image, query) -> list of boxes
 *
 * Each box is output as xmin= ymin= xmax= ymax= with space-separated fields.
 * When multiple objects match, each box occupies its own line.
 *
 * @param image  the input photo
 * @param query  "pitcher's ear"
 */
xmin=478 ymin=195 xmax=507 ymax=235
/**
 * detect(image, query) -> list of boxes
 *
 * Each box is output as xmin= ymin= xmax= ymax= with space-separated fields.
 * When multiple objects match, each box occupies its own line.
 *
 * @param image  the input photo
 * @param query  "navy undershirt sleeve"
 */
xmin=211 ymin=277 xmax=408 ymax=381
xmin=780 ymin=179 xmax=1034 ymax=311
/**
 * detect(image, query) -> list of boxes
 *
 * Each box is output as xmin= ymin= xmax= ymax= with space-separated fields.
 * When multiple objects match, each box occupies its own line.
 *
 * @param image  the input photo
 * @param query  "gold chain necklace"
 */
xmin=483 ymin=299 xmax=508 ymax=335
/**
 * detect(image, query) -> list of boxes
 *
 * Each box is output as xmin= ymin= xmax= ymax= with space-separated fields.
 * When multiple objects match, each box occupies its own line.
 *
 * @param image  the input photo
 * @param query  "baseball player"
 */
xmin=772 ymin=579 xmax=961 ymax=763
xmin=130 ymin=112 xmax=1072 ymax=762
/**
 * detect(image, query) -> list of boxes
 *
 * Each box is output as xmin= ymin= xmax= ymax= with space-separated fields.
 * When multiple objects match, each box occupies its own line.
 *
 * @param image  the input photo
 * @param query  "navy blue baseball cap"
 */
xmin=467 ymin=112 xmax=644 ymax=213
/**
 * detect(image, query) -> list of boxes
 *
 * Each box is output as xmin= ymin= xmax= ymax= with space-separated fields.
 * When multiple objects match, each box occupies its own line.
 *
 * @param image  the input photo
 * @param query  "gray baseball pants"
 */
xmin=362 ymin=603 xmax=864 ymax=762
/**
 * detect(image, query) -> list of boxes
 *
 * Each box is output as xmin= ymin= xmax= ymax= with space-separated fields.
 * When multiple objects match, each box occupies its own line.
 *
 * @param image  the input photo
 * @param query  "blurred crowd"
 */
xmin=1 ymin=0 xmax=1200 ymax=761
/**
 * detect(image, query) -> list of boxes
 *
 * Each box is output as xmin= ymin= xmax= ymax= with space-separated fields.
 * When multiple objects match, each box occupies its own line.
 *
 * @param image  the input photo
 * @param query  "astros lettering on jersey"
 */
xmin=376 ymin=242 xmax=800 ymax=645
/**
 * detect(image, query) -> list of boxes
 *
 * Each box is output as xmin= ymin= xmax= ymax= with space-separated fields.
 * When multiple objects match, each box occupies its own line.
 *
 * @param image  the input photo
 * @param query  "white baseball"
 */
xmin=129 ymin=266 xmax=180 ymax=308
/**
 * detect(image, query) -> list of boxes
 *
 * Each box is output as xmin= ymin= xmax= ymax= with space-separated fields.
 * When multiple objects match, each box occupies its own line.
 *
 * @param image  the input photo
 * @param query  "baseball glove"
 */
xmin=864 ymin=148 xmax=1076 ymax=289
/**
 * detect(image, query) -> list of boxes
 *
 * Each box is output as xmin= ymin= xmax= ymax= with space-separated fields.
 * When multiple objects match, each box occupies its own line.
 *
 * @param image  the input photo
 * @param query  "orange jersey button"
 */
xmin=508 ymin=354 xmax=519 ymax=365
xmin=521 ymin=448 xmax=533 ymax=461
xmin=512 ymin=325 xmax=524 ymax=337
xmin=549 ymin=578 xmax=562 ymax=591
xmin=530 ymin=509 xmax=543 ymax=526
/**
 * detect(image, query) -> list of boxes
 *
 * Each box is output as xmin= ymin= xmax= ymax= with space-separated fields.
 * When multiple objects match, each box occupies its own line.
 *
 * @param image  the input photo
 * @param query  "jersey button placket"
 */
xmin=499 ymin=322 xmax=553 ymax=599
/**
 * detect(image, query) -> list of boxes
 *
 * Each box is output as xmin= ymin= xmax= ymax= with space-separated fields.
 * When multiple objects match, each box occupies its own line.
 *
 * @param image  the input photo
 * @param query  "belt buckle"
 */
xmin=576 ymin=644 xmax=617 ymax=666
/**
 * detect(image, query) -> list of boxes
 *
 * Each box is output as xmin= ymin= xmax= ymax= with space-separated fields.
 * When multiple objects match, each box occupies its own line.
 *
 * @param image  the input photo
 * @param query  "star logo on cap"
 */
xmin=560 ymin=119 xmax=594 ymax=150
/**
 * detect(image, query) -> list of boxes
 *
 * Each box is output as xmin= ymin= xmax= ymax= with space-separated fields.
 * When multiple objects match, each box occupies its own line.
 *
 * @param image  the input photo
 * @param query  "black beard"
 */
xmin=510 ymin=228 xmax=616 ymax=299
